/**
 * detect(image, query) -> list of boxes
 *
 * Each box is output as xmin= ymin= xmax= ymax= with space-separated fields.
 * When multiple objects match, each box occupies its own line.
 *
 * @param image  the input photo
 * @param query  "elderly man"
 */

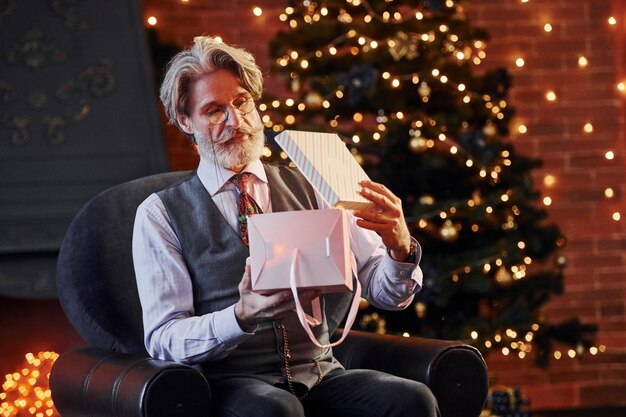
xmin=132 ymin=36 xmax=439 ymax=417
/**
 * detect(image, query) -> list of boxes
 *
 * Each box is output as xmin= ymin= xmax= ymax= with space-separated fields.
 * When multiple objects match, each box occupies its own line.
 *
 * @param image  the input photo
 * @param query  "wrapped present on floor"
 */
xmin=480 ymin=385 xmax=531 ymax=417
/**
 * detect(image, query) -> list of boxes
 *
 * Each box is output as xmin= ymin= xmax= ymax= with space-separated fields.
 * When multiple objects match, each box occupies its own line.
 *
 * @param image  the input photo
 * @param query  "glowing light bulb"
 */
xmin=546 ymin=90 xmax=557 ymax=101
xmin=517 ymin=123 xmax=528 ymax=134
xmin=515 ymin=57 xmax=525 ymax=67
xmin=543 ymin=196 xmax=552 ymax=206
xmin=605 ymin=188 xmax=614 ymax=198
xmin=583 ymin=122 xmax=593 ymax=133
xmin=578 ymin=56 xmax=588 ymax=67
xmin=543 ymin=174 xmax=556 ymax=187
xmin=605 ymin=150 xmax=615 ymax=160
xmin=252 ymin=7 xmax=263 ymax=16
xmin=608 ymin=16 xmax=617 ymax=25
xmin=147 ymin=16 xmax=157 ymax=26
xmin=613 ymin=212 xmax=621 ymax=221
xmin=617 ymin=82 xmax=625 ymax=92
xmin=544 ymin=23 xmax=553 ymax=32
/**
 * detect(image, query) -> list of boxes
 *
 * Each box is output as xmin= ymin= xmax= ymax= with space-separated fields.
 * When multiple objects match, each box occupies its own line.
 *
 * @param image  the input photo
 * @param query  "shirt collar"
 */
xmin=197 ymin=157 xmax=268 ymax=196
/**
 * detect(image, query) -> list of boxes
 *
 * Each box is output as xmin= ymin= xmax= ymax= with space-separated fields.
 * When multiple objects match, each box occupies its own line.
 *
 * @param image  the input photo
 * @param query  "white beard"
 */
xmin=194 ymin=122 xmax=265 ymax=169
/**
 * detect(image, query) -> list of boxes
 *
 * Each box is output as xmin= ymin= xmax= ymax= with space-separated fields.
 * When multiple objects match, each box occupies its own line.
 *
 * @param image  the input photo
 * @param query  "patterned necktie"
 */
xmin=229 ymin=173 xmax=263 ymax=246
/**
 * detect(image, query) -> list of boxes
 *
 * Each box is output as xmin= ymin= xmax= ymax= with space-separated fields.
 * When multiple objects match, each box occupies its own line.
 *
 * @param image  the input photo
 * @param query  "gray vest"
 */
xmin=157 ymin=163 xmax=346 ymax=388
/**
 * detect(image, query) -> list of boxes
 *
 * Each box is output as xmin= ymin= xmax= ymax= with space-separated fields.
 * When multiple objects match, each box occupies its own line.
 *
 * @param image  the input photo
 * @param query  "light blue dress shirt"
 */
xmin=132 ymin=158 xmax=423 ymax=364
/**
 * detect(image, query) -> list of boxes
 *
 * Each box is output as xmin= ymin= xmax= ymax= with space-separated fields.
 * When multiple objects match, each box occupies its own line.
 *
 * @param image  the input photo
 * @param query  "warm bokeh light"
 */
xmin=543 ymin=174 xmax=556 ymax=187
xmin=147 ymin=16 xmax=157 ymax=26
xmin=252 ymin=6 xmax=263 ymax=16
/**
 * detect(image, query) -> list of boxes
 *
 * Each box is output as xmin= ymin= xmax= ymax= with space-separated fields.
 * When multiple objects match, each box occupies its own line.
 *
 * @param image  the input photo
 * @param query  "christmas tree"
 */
xmin=260 ymin=0 xmax=596 ymax=366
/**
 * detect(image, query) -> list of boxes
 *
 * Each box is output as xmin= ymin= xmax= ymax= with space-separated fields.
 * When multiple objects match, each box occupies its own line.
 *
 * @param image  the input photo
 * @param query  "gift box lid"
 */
xmin=275 ymin=129 xmax=375 ymax=210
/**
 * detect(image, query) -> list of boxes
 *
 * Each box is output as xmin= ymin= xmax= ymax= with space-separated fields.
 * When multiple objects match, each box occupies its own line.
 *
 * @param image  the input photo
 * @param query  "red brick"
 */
xmin=525 ymin=383 xmax=580 ymax=409
xmin=580 ymin=384 xmax=626 ymax=406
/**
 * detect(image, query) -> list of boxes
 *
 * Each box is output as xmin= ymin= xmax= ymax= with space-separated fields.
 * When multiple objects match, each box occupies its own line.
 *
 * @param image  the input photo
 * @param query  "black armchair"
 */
xmin=50 ymin=171 xmax=488 ymax=417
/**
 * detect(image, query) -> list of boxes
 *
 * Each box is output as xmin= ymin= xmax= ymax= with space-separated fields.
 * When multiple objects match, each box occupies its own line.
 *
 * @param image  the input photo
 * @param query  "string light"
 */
xmin=543 ymin=174 xmax=556 ymax=187
xmin=259 ymin=0 xmax=612 ymax=363
xmin=608 ymin=16 xmax=617 ymax=25
xmin=252 ymin=6 xmax=263 ymax=17
xmin=1 ymin=352 xmax=59 ymax=417
xmin=147 ymin=16 xmax=157 ymax=26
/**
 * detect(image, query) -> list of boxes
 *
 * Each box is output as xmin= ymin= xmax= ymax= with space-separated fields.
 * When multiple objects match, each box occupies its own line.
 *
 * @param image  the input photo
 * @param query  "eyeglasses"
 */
xmin=208 ymin=98 xmax=256 ymax=125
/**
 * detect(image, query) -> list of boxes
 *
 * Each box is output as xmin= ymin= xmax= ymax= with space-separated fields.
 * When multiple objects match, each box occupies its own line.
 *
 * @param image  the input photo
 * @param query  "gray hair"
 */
xmin=159 ymin=36 xmax=263 ymax=132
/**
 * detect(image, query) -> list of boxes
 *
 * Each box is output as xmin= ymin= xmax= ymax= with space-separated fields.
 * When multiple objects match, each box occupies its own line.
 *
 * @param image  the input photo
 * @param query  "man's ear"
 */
xmin=177 ymin=114 xmax=194 ymax=135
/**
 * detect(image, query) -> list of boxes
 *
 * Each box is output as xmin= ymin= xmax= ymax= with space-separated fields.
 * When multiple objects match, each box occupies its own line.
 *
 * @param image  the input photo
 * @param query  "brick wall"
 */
xmin=468 ymin=0 xmax=626 ymax=411
xmin=142 ymin=0 xmax=626 ymax=411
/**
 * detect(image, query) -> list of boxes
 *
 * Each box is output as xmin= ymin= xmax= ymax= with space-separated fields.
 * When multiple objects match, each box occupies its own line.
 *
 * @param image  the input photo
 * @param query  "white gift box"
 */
xmin=275 ymin=130 xmax=376 ymax=210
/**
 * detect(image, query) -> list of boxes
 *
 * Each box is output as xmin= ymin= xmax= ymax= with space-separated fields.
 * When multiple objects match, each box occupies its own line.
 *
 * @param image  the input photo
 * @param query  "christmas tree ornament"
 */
xmin=409 ymin=136 xmax=428 ymax=152
xmin=414 ymin=301 xmax=427 ymax=318
xmin=439 ymin=219 xmax=459 ymax=241
xmin=290 ymin=75 xmax=300 ymax=92
xmin=495 ymin=267 xmax=513 ymax=286
xmin=419 ymin=194 xmax=435 ymax=205
xmin=483 ymin=120 xmax=497 ymax=137
xmin=418 ymin=81 xmax=431 ymax=97
xmin=304 ymin=90 xmax=323 ymax=109
xmin=388 ymin=31 xmax=420 ymax=61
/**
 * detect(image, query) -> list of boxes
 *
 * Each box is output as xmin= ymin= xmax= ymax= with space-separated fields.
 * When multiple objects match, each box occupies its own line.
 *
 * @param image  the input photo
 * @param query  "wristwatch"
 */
xmin=389 ymin=239 xmax=418 ymax=263
xmin=405 ymin=239 xmax=418 ymax=263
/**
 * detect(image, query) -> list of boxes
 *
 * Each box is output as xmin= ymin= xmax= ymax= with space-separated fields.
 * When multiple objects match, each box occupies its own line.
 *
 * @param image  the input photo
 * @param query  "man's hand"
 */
xmin=353 ymin=180 xmax=411 ymax=262
xmin=234 ymin=262 xmax=320 ymax=332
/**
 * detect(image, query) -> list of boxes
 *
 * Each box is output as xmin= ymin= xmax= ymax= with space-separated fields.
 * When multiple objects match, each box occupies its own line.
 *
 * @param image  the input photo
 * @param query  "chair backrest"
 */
xmin=56 ymin=171 xmax=191 ymax=355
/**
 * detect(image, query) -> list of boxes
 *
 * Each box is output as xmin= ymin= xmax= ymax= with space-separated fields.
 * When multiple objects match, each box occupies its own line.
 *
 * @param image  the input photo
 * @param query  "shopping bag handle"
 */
xmin=289 ymin=248 xmax=362 ymax=348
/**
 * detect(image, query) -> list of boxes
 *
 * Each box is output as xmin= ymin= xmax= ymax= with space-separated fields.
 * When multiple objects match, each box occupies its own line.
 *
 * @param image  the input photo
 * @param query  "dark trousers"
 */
xmin=209 ymin=368 xmax=440 ymax=417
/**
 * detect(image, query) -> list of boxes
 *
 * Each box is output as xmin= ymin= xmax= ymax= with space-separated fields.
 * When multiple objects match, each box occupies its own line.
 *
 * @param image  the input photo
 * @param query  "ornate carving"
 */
xmin=0 ymin=0 xmax=17 ymax=25
xmin=6 ymin=28 xmax=68 ymax=68
xmin=0 ymin=1 xmax=116 ymax=146
xmin=46 ymin=59 xmax=116 ymax=145
xmin=50 ymin=0 xmax=88 ymax=32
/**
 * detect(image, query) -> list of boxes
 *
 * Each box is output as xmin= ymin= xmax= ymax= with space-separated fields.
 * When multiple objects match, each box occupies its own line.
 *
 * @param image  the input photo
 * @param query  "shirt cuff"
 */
xmin=214 ymin=305 xmax=256 ymax=345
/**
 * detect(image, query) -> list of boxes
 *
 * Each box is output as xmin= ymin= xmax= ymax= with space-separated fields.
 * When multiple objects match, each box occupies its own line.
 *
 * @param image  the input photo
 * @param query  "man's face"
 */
xmin=177 ymin=69 xmax=264 ymax=171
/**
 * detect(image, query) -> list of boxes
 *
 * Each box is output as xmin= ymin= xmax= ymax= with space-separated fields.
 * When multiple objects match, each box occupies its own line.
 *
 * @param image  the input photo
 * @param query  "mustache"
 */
xmin=215 ymin=124 xmax=264 ymax=145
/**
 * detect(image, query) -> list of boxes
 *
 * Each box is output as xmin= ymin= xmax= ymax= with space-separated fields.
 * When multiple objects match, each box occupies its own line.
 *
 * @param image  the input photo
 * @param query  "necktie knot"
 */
xmin=229 ymin=172 xmax=253 ymax=193
xmin=229 ymin=173 xmax=262 ymax=246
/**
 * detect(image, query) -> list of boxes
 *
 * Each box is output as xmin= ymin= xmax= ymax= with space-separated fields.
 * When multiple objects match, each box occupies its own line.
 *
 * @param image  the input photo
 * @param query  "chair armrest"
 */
xmin=50 ymin=347 xmax=211 ymax=417
xmin=333 ymin=330 xmax=488 ymax=417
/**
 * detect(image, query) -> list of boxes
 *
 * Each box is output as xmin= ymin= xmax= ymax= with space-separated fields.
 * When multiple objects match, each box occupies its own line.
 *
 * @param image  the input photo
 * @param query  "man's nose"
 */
xmin=225 ymin=106 xmax=244 ymax=128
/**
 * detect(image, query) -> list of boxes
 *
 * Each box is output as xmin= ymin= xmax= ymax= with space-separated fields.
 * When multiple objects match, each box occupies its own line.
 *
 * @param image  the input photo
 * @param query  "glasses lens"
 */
xmin=209 ymin=111 xmax=227 ymax=125
xmin=238 ymin=99 xmax=255 ymax=114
